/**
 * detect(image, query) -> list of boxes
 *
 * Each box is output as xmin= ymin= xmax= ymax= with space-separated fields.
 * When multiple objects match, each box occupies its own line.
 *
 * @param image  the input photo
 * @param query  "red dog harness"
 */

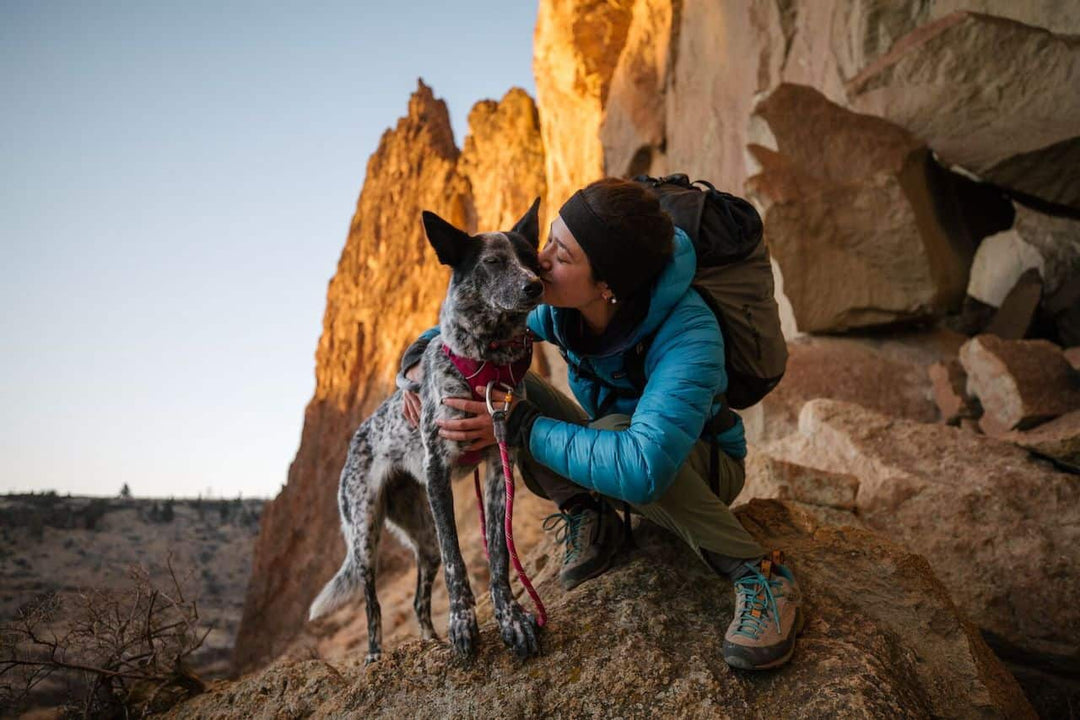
xmin=441 ymin=334 xmax=533 ymax=466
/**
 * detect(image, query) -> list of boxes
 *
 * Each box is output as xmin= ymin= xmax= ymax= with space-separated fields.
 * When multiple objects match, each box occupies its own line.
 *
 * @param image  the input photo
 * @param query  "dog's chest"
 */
xmin=428 ymin=352 xmax=473 ymax=409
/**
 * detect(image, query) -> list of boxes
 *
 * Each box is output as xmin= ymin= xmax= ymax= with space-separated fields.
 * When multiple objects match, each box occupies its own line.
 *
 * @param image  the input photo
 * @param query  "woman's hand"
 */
xmin=438 ymin=387 xmax=518 ymax=452
xmin=402 ymin=364 xmax=423 ymax=427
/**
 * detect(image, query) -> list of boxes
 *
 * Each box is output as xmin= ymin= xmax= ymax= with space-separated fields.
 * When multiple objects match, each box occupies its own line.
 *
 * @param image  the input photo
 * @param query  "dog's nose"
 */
xmin=523 ymin=280 xmax=543 ymax=299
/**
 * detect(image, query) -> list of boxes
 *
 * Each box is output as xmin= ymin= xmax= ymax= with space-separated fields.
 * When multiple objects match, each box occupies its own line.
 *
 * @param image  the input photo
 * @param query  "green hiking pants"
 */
xmin=517 ymin=371 xmax=765 ymax=562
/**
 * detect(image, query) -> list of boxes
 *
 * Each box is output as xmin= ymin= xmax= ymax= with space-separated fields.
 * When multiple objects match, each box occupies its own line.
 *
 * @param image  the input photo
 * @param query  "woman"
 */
xmin=402 ymin=178 xmax=802 ymax=670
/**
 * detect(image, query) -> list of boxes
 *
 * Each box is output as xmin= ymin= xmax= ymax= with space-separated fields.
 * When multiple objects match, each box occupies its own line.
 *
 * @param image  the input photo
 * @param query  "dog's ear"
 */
xmin=511 ymin=197 xmax=541 ymax=250
xmin=422 ymin=211 xmax=475 ymax=267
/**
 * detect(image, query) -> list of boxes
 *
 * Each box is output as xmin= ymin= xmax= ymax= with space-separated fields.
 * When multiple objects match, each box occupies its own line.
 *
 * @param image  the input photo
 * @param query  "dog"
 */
xmin=308 ymin=199 xmax=544 ymax=663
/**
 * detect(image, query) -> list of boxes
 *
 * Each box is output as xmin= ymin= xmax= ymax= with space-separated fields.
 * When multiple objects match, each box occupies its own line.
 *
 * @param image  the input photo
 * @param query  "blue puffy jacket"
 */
xmin=526 ymin=227 xmax=745 ymax=505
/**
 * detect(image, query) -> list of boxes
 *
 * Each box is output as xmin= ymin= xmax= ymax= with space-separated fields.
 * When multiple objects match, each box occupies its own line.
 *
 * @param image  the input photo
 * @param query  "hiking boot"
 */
xmin=542 ymin=497 xmax=619 ymax=590
xmin=723 ymin=550 xmax=804 ymax=670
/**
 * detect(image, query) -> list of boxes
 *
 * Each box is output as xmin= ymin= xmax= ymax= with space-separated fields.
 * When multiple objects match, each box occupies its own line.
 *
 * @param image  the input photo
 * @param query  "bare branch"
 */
xmin=0 ymin=561 xmax=209 ymax=717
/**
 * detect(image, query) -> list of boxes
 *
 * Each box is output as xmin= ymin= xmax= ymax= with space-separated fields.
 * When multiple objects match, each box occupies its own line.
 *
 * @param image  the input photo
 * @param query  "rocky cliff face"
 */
xmin=170 ymin=501 xmax=1035 ymax=719
xmin=579 ymin=0 xmax=1080 ymax=198
xmin=533 ymin=0 xmax=634 ymax=218
xmin=459 ymin=87 xmax=548 ymax=234
xmin=233 ymin=82 xmax=546 ymax=673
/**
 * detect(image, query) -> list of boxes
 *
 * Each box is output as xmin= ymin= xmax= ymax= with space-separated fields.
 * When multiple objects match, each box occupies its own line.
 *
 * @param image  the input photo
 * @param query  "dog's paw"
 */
xmin=497 ymin=603 xmax=541 ymax=659
xmin=364 ymin=651 xmax=381 ymax=665
xmin=447 ymin=608 xmax=478 ymax=658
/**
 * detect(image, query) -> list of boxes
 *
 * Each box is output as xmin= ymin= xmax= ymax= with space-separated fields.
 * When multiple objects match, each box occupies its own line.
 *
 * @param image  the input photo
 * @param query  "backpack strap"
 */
xmin=702 ymin=397 xmax=739 ymax=497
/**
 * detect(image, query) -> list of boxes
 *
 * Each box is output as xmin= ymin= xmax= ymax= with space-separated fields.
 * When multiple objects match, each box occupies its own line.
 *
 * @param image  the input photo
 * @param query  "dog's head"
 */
xmin=422 ymin=198 xmax=543 ymax=315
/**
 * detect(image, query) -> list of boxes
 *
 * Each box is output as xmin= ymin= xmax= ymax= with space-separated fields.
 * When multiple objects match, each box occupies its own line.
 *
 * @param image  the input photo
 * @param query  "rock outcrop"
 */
xmin=584 ymin=0 xmax=1080 ymax=200
xmin=234 ymin=82 xmax=548 ymax=673
xmin=958 ymin=334 xmax=1080 ymax=435
xmin=459 ymin=88 xmax=548 ymax=233
xmin=766 ymin=399 xmax=1080 ymax=674
xmin=533 ymin=0 xmax=634 ymax=214
xmin=168 ymin=502 xmax=1034 ymax=720
xmin=928 ymin=359 xmax=977 ymax=424
xmin=847 ymin=12 xmax=1080 ymax=212
xmin=972 ymin=205 xmax=1080 ymax=345
xmin=746 ymin=84 xmax=975 ymax=332
xmin=746 ymin=335 xmax=944 ymax=443
xmin=1001 ymin=410 xmax=1080 ymax=467
xmin=967 ymin=223 xmax=1047 ymax=309
xmin=743 ymin=453 xmax=859 ymax=511
xmin=598 ymin=0 xmax=678 ymax=179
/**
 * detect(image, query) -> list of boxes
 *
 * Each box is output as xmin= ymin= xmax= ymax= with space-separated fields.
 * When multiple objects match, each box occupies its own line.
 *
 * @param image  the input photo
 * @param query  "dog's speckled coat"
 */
xmin=309 ymin=200 xmax=544 ymax=662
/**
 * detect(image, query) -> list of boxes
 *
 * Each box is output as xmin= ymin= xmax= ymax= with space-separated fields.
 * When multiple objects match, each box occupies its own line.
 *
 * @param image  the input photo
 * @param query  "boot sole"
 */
xmin=560 ymin=551 xmax=615 ymax=590
xmin=724 ymin=607 xmax=805 ymax=671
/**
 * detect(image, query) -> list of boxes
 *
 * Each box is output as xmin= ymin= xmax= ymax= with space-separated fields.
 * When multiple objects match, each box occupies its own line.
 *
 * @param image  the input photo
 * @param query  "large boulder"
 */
xmin=766 ymin=399 xmax=1080 ymax=677
xmin=745 ymin=84 xmax=975 ymax=332
xmin=966 ymin=206 xmax=1080 ymax=340
xmin=746 ymin=334 xmax=944 ymax=443
xmin=847 ymin=12 xmax=1080 ymax=212
xmin=959 ymin=334 xmax=1080 ymax=435
xmin=967 ymin=225 xmax=1046 ymax=309
xmin=743 ymin=452 xmax=859 ymax=510
xmin=540 ymin=0 xmax=1080 ymax=215
xmin=600 ymin=0 xmax=1080 ymax=197
xmin=165 ymin=502 xmax=1034 ymax=720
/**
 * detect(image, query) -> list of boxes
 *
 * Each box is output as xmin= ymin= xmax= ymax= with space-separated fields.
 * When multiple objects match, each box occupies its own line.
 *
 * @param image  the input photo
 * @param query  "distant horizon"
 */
xmin=1 ymin=1 xmax=539 ymax=499
xmin=3 ymin=487 xmax=274 ymax=502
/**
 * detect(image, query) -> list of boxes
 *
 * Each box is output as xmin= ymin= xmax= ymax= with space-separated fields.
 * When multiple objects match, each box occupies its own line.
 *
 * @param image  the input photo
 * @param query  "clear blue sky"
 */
xmin=1 ymin=1 xmax=538 ymax=499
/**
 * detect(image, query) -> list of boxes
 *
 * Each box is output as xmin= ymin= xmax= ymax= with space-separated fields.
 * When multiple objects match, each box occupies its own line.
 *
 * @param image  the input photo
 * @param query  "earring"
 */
xmin=608 ymin=295 xmax=618 ymax=305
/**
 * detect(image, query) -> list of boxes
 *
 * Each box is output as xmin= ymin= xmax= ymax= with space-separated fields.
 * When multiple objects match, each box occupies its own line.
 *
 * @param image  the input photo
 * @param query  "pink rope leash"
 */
xmin=472 ymin=381 xmax=547 ymax=627
xmin=473 ymin=468 xmax=489 ymax=559
xmin=498 ymin=440 xmax=547 ymax=626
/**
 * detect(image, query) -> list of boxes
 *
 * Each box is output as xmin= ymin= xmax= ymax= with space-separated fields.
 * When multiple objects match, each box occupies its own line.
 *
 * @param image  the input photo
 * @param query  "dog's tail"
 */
xmin=308 ymin=552 xmax=361 ymax=622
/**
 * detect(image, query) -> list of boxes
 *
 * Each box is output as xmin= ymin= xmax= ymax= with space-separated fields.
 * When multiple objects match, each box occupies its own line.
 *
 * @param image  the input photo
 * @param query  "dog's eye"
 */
xmin=483 ymin=256 xmax=502 ymax=265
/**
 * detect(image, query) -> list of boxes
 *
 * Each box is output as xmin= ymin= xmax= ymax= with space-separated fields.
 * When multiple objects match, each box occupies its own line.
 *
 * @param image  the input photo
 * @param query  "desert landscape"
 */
xmin=0 ymin=493 xmax=264 ymax=715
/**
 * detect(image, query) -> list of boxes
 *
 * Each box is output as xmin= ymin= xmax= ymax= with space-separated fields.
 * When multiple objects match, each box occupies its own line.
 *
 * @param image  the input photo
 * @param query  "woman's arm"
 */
xmin=527 ymin=297 xmax=726 ymax=505
xmin=397 ymin=327 xmax=440 ymax=426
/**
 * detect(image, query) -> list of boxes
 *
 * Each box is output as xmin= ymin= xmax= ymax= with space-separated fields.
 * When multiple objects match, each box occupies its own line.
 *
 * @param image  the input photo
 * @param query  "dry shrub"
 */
xmin=0 ymin=558 xmax=207 ymax=718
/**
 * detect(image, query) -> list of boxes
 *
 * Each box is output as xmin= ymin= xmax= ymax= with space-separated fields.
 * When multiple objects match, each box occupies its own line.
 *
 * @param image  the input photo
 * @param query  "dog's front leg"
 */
xmin=422 ymin=451 xmax=478 ymax=657
xmin=484 ymin=458 xmax=541 ymax=658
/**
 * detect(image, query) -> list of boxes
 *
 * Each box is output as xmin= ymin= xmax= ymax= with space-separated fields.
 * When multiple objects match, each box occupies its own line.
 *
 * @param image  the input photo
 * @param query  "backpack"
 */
xmin=628 ymin=173 xmax=788 ymax=410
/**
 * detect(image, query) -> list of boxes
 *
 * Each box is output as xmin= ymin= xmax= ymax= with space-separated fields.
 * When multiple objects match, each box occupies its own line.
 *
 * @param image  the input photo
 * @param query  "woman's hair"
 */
xmin=578 ymin=178 xmax=674 ymax=289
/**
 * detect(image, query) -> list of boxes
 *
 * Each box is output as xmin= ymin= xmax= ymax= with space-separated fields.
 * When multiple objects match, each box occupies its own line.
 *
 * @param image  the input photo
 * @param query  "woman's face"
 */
xmin=539 ymin=215 xmax=608 ymax=309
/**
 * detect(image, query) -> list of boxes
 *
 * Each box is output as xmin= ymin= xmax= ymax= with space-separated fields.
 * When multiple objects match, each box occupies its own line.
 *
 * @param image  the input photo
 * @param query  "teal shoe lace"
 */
xmin=732 ymin=569 xmax=783 ymax=639
xmin=542 ymin=510 xmax=586 ymax=563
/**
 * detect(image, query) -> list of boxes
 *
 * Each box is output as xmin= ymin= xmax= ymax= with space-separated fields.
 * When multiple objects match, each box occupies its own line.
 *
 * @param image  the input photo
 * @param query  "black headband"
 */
xmin=559 ymin=189 xmax=663 ymax=300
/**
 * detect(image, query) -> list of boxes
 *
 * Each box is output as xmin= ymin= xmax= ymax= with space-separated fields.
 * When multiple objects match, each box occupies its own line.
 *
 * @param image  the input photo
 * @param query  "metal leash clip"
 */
xmin=485 ymin=380 xmax=515 ymax=444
